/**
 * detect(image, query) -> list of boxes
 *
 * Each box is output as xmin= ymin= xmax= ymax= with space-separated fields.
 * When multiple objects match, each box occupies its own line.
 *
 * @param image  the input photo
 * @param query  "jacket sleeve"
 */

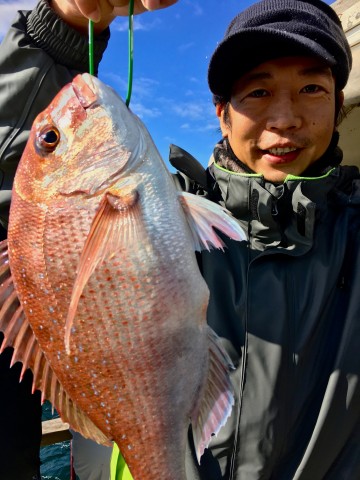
xmin=0 ymin=0 xmax=110 ymax=229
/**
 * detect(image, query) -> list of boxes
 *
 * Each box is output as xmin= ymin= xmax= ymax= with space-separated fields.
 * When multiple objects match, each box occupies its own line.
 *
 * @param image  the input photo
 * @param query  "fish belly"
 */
xmin=9 ymin=193 xmax=210 ymax=479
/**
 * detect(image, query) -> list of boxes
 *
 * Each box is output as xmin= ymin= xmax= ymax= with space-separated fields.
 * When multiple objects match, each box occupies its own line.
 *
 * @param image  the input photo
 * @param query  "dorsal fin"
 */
xmin=0 ymin=240 xmax=110 ymax=445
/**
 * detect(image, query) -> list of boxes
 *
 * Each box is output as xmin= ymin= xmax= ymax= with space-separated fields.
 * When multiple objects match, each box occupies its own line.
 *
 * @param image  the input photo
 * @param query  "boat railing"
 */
xmin=41 ymin=418 xmax=72 ymax=446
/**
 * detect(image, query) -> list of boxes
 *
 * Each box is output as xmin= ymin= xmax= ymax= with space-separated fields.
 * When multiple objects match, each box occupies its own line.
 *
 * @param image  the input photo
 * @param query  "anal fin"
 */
xmin=191 ymin=327 xmax=235 ymax=463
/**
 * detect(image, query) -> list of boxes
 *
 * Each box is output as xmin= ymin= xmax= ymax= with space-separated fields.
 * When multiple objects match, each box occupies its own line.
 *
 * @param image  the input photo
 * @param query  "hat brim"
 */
xmin=208 ymin=29 xmax=337 ymax=98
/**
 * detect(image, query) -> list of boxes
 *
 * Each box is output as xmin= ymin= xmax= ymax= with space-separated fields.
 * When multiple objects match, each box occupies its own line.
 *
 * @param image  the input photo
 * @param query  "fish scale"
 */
xmin=0 ymin=73 xmax=247 ymax=479
xmin=32 ymin=193 xmax=209 ymax=475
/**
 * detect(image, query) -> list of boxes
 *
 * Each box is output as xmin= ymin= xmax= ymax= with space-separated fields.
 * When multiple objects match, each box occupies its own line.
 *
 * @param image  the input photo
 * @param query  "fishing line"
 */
xmin=88 ymin=1 xmax=134 ymax=106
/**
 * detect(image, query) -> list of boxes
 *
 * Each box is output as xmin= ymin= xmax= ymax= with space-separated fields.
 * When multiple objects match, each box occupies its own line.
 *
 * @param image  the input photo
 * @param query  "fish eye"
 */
xmin=36 ymin=126 xmax=60 ymax=153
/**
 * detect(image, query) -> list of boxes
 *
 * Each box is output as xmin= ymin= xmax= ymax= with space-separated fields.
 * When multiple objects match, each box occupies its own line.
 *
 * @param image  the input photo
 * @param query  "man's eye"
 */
xmin=301 ymin=84 xmax=322 ymax=94
xmin=249 ymin=89 xmax=268 ymax=98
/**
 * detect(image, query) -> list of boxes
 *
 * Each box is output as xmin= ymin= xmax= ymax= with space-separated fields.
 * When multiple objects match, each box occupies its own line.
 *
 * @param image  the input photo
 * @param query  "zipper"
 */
xmin=227 ymin=234 xmax=299 ymax=478
xmin=228 ymin=226 xmax=251 ymax=479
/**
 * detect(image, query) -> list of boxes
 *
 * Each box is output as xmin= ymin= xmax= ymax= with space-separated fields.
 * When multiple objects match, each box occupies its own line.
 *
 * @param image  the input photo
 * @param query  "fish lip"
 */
xmin=72 ymin=74 xmax=99 ymax=109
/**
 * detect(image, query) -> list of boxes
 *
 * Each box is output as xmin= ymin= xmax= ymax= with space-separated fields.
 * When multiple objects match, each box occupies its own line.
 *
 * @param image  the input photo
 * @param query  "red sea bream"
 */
xmin=0 ymin=73 xmax=246 ymax=479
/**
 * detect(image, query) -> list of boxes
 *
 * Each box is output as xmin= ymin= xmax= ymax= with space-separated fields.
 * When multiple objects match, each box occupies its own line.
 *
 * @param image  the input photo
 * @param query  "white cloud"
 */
xmin=132 ymin=77 xmax=159 ymax=98
xmin=130 ymin=101 xmax=162 ymax=119
xmin=197 ymin=121 xmax=219 ymax=133
xmin=178 ymin=41 xmax=194 ymax=53
xmin=171 ymin=102 xmax=204 ymax=120
xmin=112 ymin=16 xmax=161 ymax=33
xmin=100 ymin=73 xmax=161 ymax=117
xmin=181 ymin=120 xmax=218 ymax=133
xmin=0 ymin=1 xmax=36 ymax=39
xmin=101 ymin=72 xmax=129 ymax=94
xmin=184 ymin=0 xmax=203 ymax=16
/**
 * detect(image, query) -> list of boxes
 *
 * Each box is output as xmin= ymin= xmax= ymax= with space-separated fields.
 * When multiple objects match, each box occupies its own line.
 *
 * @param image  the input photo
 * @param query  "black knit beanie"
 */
xmin=208 ymin=0 xmax=352 ymax=101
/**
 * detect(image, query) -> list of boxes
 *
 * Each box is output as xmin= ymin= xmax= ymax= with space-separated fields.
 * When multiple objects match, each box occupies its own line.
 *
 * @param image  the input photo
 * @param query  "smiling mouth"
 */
xmin=261 ymin=146 xmax=302 ymax=164
xmin=266 ymin=146 xmax=298 ymax=156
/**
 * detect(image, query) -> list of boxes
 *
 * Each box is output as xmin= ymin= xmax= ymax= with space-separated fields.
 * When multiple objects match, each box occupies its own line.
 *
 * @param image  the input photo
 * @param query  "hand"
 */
xmin=51 ymin=0 xmax=178 ymax=33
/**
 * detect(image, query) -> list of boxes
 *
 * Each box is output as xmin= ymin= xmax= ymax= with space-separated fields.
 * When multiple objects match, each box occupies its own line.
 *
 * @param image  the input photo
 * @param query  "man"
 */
xmin=0 ymin=1 xmax=359 ymax=479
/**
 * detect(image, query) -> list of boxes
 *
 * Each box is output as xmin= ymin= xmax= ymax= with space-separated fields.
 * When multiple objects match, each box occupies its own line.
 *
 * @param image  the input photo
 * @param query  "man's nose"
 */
xmin=266 ymin=95 xmax=302 ymax=131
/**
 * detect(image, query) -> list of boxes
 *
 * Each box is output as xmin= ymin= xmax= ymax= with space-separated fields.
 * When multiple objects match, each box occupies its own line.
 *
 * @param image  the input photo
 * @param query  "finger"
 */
xmin=75 ymin=0 xmax=116 ymax=22
xmin=74 ymin=0 xmax=102 ymax=21
xmin=142 ymin=0 xmax=178 ymax=11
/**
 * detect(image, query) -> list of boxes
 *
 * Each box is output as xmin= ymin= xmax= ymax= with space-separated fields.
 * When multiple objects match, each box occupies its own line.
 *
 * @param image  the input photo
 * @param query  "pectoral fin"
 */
xmin=65 ymin=181 xmax=143 ymax=353
xmin=191 ymin=327 xmax=235 ymax=463
xmin=0 ymin=240 xmax=110 ymax=445
xmin=178 ymin=192 xmax=246 ymax=251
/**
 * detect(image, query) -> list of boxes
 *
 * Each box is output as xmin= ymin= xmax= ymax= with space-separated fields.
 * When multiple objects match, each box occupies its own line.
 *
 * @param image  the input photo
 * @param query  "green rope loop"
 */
xmin=88 ymin=20 xmax=94 ymax=75
xmin=125 ymin=0 xmax=135 ymax=107
xmin=88 ymin=2 xmax=134 ymax=105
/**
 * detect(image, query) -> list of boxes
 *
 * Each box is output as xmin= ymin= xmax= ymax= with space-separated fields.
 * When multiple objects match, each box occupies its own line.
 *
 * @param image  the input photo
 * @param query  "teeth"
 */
xmin=268 ymin=147 xmax=297 ymax=155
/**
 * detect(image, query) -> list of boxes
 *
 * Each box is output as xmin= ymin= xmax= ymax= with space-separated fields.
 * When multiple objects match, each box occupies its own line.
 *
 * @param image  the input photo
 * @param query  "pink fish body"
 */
xmin=0 ymin=74 xmax=246 ymax=479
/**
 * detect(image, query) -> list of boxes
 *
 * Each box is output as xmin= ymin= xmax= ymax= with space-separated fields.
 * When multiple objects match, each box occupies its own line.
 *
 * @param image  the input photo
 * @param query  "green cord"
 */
xmin=126 ymin=0 xmax=135 ymax=107
xmin=88 ymin=20 xmax=94 ymax=75
xmin=88 ymin=2 xmax=134 ymax=103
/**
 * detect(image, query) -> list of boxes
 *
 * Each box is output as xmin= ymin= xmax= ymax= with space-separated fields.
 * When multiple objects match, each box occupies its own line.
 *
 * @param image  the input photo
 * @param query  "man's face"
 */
xmin=217 ymin=57 xmax=340 ymax=182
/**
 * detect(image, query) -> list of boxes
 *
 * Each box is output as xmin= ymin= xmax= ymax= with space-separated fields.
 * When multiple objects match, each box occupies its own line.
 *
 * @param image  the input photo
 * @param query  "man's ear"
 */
xmin=338 ymin=90 xmax=344 ymax=109
xmin=216 ymin=103 xmax=229 ymax=138
xmin=335 ymin=90 xmax=345 ymax=127
xmin=215 ymin=103 xmax=223 ymax=118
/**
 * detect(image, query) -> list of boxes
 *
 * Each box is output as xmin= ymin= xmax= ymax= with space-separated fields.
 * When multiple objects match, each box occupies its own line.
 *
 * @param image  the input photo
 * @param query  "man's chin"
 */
xmin=260 ymin=169 xmax=292 ymax=183
xmin=260 ymin=164 xmax=312 ymax=183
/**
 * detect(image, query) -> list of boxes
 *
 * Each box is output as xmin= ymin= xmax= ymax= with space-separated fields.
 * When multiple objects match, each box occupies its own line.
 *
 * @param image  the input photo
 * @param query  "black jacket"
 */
xmin=172 ymin=147 xmax=360 ymax=479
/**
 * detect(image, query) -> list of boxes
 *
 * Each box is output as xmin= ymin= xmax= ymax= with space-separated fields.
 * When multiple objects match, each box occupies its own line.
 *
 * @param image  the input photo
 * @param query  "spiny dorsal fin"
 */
xmin=0 ymin=240 xmax=110 ymax=446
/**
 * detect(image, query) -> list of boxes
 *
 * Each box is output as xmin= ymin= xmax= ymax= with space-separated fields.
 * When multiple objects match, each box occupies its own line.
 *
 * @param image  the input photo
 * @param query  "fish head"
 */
xmin=14 ymin=73 xmax=152 ymax=204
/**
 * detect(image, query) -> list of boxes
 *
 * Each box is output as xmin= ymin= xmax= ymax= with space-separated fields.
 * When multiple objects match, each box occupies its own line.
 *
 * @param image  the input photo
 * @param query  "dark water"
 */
xmin=40 ymin=401 xmax=74 ymax=480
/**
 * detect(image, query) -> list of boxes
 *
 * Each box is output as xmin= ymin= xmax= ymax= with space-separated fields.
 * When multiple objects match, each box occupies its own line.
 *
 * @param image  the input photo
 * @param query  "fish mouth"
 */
xmin=71 ymin=74 xmax=99 ymax=110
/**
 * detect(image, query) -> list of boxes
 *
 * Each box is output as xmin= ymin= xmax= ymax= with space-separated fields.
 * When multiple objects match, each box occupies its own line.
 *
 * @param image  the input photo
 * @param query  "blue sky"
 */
xmin=0 ymin=0 xmax=333 ymax=170
xmin=101 ymin=1 xmax=256 ymax=169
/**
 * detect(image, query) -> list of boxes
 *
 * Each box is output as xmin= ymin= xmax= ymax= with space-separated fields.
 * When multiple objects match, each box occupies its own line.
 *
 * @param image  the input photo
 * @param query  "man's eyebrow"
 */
xmin=299 ymin=66 xmax=333 ymax=78
xmin=240 ymin=66 xmax=332 ymax=83
xmin=241 ymin=72 xmax=273 ymax=83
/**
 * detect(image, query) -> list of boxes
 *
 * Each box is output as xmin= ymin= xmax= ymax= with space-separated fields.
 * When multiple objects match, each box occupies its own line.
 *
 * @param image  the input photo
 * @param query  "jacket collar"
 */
xmin=210 ymin=161 xmax=341 ymax=255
